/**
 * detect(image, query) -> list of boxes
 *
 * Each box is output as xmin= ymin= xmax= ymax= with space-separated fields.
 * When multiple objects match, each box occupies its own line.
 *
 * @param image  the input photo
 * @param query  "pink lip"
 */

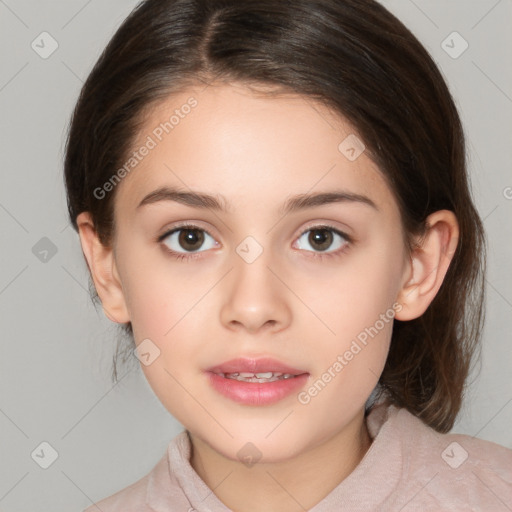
xmin=205 ymin=357 xmax=309 ymax=406
xmin=206 ymin=357 xmax=307 ymax=375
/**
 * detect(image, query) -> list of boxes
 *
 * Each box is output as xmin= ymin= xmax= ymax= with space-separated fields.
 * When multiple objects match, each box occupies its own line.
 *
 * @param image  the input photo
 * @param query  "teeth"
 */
xmin=255 ymin=372 xmax=274 ymax=378
xmin=218 ymin=371 xmax=296 ymax=382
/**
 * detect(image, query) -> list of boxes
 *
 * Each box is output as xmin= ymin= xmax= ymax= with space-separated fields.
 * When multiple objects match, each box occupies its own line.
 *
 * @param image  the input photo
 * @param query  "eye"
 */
xmin=294 ymin=225 xmax=351 ymax=258
xmin=157 ymin=223 xmax=351 ymax=262
xmin=158 ymin=224 xmax=217 ymax=259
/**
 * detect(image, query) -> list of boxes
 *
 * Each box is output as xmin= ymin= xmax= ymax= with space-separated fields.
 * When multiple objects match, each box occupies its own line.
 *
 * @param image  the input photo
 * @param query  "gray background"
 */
xmin=0 ymin=1 xmax=511 ymax=510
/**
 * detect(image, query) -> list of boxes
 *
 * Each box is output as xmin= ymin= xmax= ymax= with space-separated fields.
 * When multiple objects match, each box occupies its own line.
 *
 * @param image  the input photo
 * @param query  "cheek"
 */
xmin=310 ymin=240 xmax=404 ymax=339
xmin=118 ymin=244 xmax=206 ymax=340
xmin=298 ymin=236 xmax=404 ymax=397
xmin=116 ymin=244 xmax=214 ymax=399
xmin=121 ymin=259 xmax=212 ymax=424
xmin=295 ymin=265 xmax=399 ymax=429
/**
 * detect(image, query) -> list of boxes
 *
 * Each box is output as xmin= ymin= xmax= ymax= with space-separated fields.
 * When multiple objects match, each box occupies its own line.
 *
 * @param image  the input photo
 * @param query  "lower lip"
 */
xmin=206 ymin=372 xmax=309 ymax=406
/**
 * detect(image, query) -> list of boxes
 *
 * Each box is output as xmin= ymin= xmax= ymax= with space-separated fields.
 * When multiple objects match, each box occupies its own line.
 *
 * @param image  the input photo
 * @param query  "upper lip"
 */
xmin=206 ymin=357 xmax=308 ymax=375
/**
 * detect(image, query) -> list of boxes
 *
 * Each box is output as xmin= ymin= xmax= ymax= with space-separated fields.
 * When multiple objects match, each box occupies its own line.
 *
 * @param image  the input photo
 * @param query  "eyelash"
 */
xmin=156 ymin=223 xmax=352 ymax=262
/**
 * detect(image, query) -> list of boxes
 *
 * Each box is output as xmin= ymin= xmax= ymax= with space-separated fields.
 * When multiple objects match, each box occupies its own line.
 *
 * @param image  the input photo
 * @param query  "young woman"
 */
xmin=63 ymin=0 xmax=512 ymax=510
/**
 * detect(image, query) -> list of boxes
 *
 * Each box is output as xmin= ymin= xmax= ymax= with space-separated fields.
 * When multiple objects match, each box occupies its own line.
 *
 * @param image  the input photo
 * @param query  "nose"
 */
xmin=219 ymin=248 xmax=292 ymax=335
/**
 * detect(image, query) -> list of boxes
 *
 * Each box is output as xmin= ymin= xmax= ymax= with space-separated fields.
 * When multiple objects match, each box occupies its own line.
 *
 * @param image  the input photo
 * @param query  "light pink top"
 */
xmin=84 ymin=402 xmax=512 ymax=511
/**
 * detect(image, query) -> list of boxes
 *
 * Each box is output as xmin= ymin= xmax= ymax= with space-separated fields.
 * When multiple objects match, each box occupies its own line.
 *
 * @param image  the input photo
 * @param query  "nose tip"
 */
xmin=219 ymin=253 xmax=292 ymax=334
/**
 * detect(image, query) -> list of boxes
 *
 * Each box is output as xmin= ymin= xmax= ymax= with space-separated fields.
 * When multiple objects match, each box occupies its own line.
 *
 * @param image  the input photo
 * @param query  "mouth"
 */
xmin=215 ymin=371 xmax=298 ymax=383
xmin=205 ymin=357 xmax=309 ymax=405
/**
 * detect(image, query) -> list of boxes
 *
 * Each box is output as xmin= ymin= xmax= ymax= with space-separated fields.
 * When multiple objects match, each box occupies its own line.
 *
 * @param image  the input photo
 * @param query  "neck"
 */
xmin=189 ymin=408 xmax=372 ymax=512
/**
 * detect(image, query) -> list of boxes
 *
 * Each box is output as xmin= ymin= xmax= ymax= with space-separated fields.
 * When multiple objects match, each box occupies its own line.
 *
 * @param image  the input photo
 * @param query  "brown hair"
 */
xmin=63 ymin=0 xmax=485 ymax=433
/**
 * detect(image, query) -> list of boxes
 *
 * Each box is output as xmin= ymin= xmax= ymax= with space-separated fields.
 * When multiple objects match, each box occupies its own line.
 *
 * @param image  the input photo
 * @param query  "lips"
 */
xmin=205 ymin=357 xmax=309 ymax=406
xmin=206 ymin=357 xmax=308 ymax=376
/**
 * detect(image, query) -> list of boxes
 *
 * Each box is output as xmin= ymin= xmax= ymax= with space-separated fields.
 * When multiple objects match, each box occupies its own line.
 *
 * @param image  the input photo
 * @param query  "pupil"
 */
xmin=179 ymin=229 xmax=204 ymax=251
xmin=309 ymin=229 xmax=332 ymax=251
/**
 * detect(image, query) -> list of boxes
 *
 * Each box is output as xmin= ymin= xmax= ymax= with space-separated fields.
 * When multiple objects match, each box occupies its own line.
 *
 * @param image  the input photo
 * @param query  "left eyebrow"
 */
xmin=279 ymin=190 xmax=378 ymax=215
xmin=136 ymin=186 xmax=378 ymax=214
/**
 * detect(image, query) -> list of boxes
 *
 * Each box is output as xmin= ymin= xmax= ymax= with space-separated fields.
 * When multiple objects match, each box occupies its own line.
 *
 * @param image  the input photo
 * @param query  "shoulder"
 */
xmin=82 ymin=431 xmax=195 ymax=512
xmin=390 ymin=405 xmax=512 ymax=511
xmin=82 ymin=465 xmax=154 ymax=512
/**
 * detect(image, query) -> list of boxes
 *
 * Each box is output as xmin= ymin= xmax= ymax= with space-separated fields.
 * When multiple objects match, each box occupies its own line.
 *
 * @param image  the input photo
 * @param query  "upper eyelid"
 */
xmin=159 ymin=222 xmax=351 ymax=245
xmin=158 ymin=221 xmax=216 ymax=241
xmin=298 ymin=221 xmax=351 ymax=237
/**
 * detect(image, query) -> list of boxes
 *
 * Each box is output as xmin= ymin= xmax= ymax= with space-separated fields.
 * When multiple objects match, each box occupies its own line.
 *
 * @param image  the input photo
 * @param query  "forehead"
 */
xmin=115 ymin=82 xmax=393 ymax=214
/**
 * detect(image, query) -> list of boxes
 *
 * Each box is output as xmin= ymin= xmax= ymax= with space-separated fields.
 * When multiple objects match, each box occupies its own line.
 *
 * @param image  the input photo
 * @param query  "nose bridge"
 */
xmin=233 ymin=238 xmax=274 ymax=290
xmin=219 ymin=236 xmax=291 ymax=332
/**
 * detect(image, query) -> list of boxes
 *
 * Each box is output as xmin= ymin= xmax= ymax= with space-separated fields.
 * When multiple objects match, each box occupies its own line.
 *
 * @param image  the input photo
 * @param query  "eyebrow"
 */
xmin=136 ymin=186 xmax=378 ymax=214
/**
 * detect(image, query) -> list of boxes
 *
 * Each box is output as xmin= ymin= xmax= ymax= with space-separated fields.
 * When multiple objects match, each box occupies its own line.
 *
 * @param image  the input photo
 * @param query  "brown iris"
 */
xmin=178 ymin=228 xmax=204 ymax=251
xmin=308 ymin=229 xmax=333 ymax=251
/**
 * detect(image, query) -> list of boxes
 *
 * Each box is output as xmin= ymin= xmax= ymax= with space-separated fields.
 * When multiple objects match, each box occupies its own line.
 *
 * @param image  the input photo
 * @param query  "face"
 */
xmin=109 ymin=82 xmax=410 ymax=463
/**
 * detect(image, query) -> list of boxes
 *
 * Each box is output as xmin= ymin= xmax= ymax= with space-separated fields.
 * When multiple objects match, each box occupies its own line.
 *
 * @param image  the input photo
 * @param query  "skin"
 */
xmin=77 ymin=82 xmax=459 ymax=511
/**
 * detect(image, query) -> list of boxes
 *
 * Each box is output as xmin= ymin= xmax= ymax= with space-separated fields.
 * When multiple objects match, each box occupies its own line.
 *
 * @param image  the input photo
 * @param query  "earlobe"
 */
xmin=395 ymin=210 xmax=459 ymax=321
xmin=76 ymin=212 xmax=130 ymax=324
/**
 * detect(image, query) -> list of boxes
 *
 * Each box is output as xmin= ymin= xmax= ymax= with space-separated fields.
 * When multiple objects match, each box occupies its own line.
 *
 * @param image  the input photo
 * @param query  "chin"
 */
xmin=199 ymin=425 xmax=309 ymax=465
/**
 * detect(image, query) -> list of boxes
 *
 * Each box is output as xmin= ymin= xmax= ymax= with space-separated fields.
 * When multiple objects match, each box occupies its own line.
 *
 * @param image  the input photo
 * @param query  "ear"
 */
xmin=395 ymin=210 xmax=459 ymax=321
xmin=76 ymin=212 xmax=130 ymax=324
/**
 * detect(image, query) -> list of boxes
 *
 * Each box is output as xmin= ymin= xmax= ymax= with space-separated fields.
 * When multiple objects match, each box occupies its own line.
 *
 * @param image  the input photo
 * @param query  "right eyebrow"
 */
xmin=137 ymin=186 xmax=229 ymax=212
